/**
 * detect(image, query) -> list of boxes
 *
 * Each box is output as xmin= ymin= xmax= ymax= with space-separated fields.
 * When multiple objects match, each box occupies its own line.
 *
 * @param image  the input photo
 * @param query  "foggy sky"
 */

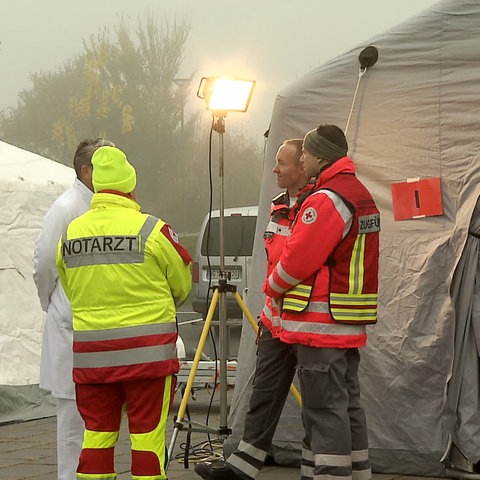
xmin=0 ymin=0 xmax=439 ymax=142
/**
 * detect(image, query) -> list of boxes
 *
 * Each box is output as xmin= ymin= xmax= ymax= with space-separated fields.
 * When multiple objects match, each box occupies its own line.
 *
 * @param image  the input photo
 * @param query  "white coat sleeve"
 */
xmin=33 ymin=203 xmax=71 ymax=312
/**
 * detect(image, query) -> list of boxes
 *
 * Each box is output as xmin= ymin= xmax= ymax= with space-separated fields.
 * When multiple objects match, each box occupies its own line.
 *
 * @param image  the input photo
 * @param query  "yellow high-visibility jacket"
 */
xmin=56 ymin=192 xmax=192 ymax=384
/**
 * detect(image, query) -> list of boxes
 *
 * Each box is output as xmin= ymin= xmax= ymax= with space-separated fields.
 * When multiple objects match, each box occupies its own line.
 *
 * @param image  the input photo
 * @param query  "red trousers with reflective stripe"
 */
xmin=75 ymin=376 xmax=175 ymax=479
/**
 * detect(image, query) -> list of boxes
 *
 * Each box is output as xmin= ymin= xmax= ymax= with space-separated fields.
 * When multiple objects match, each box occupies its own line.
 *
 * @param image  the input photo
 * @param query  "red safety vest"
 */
xmin=323 ymin=173 xmax=379 ymax=325
xmin=264 ymin=157 xmax=380 ymax=349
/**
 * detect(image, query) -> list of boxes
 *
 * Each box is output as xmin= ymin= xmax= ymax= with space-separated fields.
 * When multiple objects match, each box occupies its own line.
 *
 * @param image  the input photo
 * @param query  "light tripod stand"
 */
xmin=166 ymin=110 xmax=241 ymax=466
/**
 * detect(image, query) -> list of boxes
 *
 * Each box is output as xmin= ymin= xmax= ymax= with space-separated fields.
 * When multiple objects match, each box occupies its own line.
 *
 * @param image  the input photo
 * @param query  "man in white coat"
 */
xmin=33 ymin=137 xmax=114 ymax=480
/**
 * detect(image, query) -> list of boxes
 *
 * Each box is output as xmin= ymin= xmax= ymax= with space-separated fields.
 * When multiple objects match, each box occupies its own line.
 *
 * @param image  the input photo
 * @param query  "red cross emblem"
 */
xmin=302 ymin=207 xmax=317 ymax=224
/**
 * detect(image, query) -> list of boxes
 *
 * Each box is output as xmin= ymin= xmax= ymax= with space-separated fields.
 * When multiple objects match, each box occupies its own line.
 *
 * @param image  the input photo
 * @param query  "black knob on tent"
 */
xmin=358 ymin=46 xmax=379 ymax=70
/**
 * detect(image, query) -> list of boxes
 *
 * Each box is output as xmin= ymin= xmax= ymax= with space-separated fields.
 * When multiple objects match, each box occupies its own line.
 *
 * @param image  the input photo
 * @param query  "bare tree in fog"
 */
xmin=0 ymin=14 xmax=262 ymax=232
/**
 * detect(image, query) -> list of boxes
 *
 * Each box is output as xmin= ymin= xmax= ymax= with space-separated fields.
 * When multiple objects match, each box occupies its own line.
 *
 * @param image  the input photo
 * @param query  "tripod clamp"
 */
xmin=210 ymin=276 xmax=238 ymax=294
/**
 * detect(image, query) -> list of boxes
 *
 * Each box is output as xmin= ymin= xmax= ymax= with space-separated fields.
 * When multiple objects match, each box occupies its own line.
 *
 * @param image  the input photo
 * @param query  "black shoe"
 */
xmin=194 ymin=460 xmax=245 ymax=480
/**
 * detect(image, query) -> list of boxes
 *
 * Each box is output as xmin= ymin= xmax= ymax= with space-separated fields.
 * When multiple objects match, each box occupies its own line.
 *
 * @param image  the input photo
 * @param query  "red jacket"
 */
xmin=263 ymin=157 xmax=380 ymax=349
xmin=260 ymin=192 xmax=293 ymax=336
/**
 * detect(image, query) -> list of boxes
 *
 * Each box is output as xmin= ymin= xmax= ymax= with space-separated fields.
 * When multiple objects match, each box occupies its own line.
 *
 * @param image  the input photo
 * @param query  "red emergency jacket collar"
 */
xmin=316 ymin=156 xmax=356 ymax=187
xmin=289 ymin=157 xmax=355 ymax=221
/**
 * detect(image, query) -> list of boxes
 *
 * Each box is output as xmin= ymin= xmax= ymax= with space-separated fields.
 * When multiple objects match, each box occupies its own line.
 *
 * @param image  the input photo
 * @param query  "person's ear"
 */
xmin=80 ymin=163 xmax=91 ymax=177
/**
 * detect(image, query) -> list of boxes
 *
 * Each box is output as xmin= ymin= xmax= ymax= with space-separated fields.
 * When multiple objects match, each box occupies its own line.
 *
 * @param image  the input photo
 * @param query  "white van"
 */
xmin=192 ymin=206 xmax=258 ymax=320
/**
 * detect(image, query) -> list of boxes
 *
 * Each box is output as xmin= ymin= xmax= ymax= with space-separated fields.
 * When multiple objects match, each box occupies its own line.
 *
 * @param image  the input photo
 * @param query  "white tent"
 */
xmin=0 ymin=140 xmax=74 ymax=423
xmin=226 ymin=0 xmax=480 ymax=476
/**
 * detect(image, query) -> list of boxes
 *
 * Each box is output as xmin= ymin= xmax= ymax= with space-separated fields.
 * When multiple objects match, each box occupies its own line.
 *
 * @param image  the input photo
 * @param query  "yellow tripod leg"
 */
xmin=232 ymin=291 xmax=302 ymax=407
xmin=178 ymin=288 xmax=219 ymax=421
xmin=166 ymin=288 xmax=219 ymax=468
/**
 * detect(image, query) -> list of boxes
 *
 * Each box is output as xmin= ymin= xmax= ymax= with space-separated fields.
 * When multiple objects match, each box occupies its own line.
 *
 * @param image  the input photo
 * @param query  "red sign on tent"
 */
xmin=391 ymin=177 xmax=443 ymax=221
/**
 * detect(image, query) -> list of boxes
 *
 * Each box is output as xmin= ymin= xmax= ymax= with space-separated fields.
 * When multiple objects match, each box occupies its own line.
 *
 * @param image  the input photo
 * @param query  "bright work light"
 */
xmin=197 ymin=77 xmax=255 ymax=113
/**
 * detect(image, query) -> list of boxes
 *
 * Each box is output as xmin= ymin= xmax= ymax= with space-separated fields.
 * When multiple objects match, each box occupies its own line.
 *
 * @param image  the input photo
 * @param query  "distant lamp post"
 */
xmin=173 ymin=77 xmax=192 ymax=132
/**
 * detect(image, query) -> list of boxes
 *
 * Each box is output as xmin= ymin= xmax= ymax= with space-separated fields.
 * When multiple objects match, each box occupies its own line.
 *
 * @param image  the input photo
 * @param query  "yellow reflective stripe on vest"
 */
xmin=288 ymin=284 xmax=312 ymax=298
xmin=349 ymin=233 xmax=366 ymax=294
xmin=330 ymin=308 xmax=377 ymax=322
xmin=330 ymin=293 xmax=377 ymax=305
xmin=283 ymin=283 xmax=312 ymax=312
xmin=62 ymin=215 xmax=158 ymax=268
xmin=283 ymin=299 xmax=306 ymax=312
xmin=330 ymin=293 xmax=378 ymax=323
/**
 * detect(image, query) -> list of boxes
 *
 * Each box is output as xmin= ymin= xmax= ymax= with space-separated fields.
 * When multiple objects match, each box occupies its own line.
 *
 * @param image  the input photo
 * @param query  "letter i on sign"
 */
xmin=391 ymin=177 xmax=443 ymax=221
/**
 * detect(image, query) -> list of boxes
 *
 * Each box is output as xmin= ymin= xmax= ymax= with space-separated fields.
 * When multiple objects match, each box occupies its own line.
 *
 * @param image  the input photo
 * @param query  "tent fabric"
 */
xmin=448 ymin=196 xmax=480 ymax=466
xmin=0 ymin=140 xmax=74 ymax=423
xmin=225 ymin=0 xmax=480 ymax=476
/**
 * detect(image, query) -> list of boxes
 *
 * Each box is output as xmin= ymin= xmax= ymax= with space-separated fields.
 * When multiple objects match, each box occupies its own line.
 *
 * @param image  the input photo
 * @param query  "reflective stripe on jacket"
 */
xmin=263 ymin=157 xmax=379 ymax=349
xmin=260 ymin=192 xmax=292 ymax=335
xmin=56 ymin=192 xmax=192 ymax=383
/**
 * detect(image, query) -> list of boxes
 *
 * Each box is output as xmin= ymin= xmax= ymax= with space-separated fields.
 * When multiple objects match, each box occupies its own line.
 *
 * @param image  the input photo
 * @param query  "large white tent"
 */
xmin=225 ymin=0 xmax=480 ymax=476
xmin=0 ymin=140 xmax=74 ymax=423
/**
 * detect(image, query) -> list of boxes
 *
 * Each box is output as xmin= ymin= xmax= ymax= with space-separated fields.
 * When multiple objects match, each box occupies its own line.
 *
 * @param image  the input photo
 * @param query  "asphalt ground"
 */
xmin=0 ymin=385 xmax=448 ymax=480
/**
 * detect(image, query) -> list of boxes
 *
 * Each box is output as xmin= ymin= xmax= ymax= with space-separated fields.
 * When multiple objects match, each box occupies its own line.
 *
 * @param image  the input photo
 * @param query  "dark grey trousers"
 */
xmin=295 ymin=346 xmax=371 ymax=480
xmin=227 ymin=329 xmax=296 ymax=479
xmin=228 ymin=335 xmax=371 ymax=480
